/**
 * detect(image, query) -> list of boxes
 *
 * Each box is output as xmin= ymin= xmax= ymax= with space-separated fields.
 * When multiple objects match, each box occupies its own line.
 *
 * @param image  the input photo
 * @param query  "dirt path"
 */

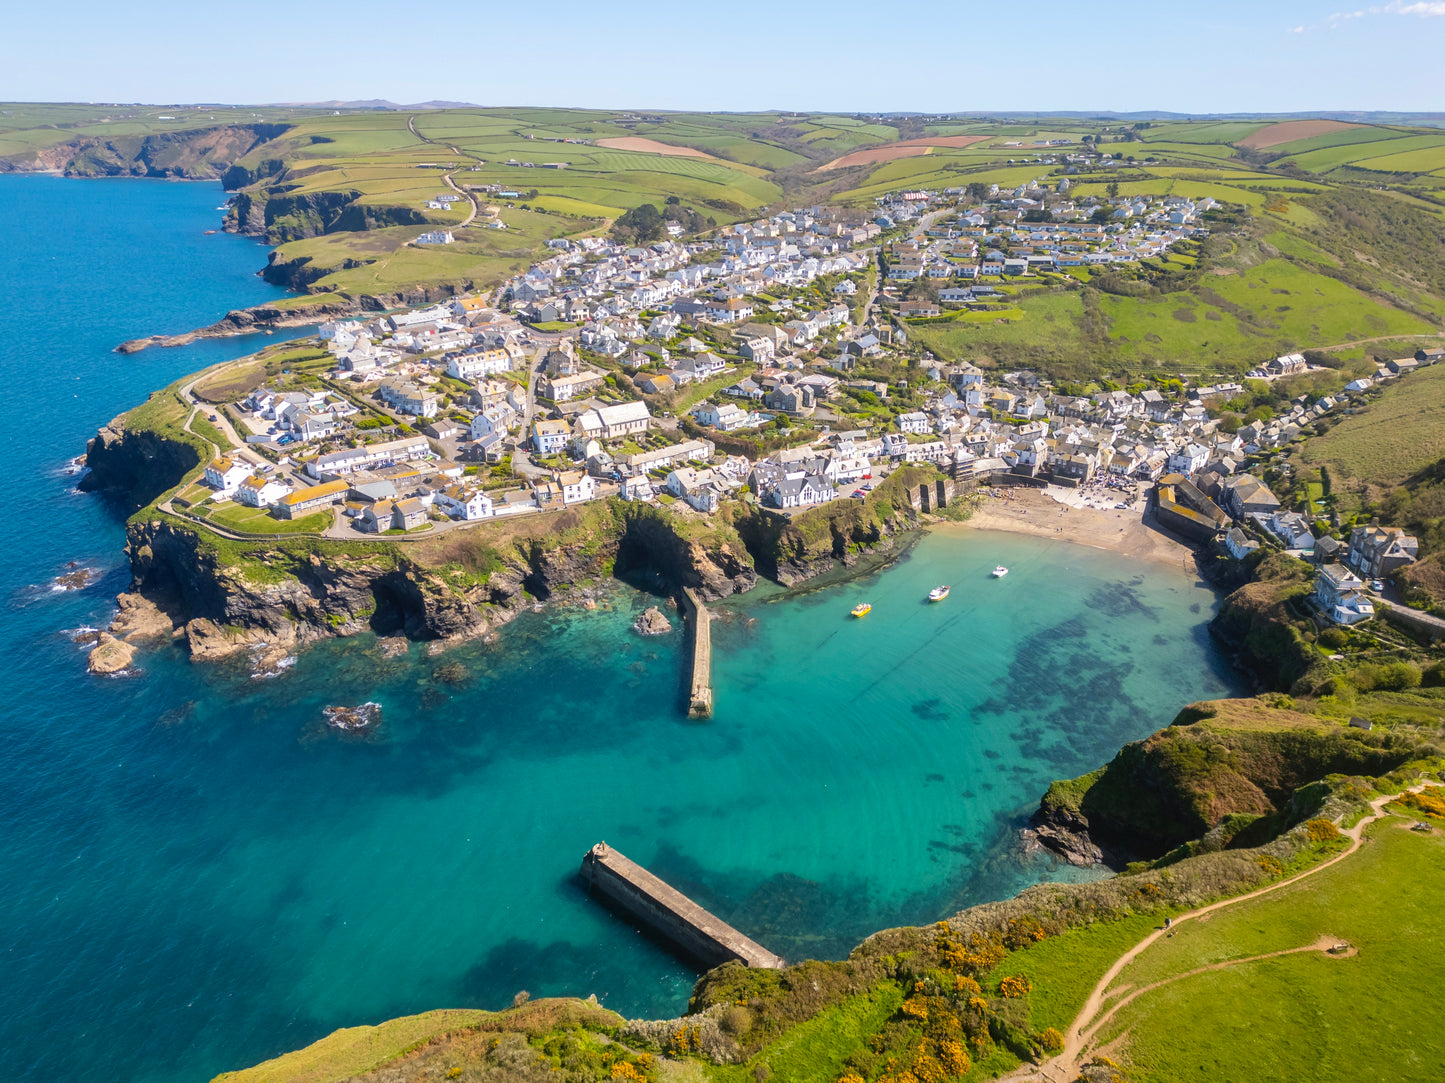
xmin=1010 ymin=783 xmax=1439 ymax=1081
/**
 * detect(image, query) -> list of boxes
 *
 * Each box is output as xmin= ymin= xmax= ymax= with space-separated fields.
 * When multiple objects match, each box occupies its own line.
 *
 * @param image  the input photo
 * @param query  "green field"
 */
xmin=1096 ymin=815 xmax=1445 ymax=1082
xmin=1300 ymin=362 xmax=1445 ymax=494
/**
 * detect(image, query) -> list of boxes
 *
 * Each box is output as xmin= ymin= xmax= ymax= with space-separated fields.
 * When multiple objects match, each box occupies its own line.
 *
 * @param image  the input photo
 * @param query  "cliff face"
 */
xmin=1208 ymin=552 xmax=1319 ymax=691
xmin=226 ymin=186 xmax=430 ymax=244
xmin=0 ymin=124 xmax=291 ymax=179
xmin=79 ymin=422 xmax=203 ymax=507
xmin=1031 ymin=698 xmax=1432 ymax=865
xmin=122 ymin=501 xmax=760 ymax=663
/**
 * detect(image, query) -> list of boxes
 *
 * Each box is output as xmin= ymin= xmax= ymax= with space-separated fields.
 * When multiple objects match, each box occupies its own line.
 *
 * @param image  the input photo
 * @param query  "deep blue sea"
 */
xmin=0 ymin=174 xmax=1241 ymax=1083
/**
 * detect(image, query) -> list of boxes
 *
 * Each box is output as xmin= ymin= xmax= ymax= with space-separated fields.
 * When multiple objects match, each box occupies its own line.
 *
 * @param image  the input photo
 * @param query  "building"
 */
xmin=273 ymin=479 xmax=348 ymax=519
xmin=434 ymin=485 xmax=493 ymax=521
xmin=234 ymin=475 xmax=290 ymax=508
xmin=532 ymin=418 xmax=571 ymax=455
xmin=204 ymin=456 xmax=252 ymax=494
xmin=541 ymin=368 xmax=607 ymax=402
xmin=1314 ymin=564 xmax=1375 ymax=625
xmin=574 ymin=400 xmax=652 ymax=441
xmin=897 ymin=411 xmax=931 ymax=434
xmin=691 ymin=401 xmax=748 ymax=431
xmin=1220 ymin=474 xmax=1281 ymax=520
xmin=393 ymin=497 xmax=428 ymax=530
xmin=1348 ymin=522 xmax=1419 ymax=578
xmin=445 ymin=348 xmax=513 ymax=380
xmin=306 ymin=436 xmax=432 ymax=479
xmin=765 ymin=474 xmax=836 ymax=509
xmin=556 ymin=470 xmax=599 ymax=504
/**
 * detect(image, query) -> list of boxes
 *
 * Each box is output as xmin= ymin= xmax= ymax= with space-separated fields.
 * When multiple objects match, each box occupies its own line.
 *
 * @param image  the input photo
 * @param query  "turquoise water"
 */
xmin=0 ymin=175 xmax=1241 ymax=1083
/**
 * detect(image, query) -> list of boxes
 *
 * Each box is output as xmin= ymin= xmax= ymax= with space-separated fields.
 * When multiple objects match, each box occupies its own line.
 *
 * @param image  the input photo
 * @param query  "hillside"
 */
xmin=6 ymin=106 xmax=1445 ymax=370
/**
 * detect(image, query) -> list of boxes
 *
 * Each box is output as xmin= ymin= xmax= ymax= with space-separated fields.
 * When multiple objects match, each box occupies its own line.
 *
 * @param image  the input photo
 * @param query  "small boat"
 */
xmin=928 ymin=585 xmax=950 ymax=602
xmin=851 ymin=602 xmax=872 ymax=618
xmin=991 ymin=566 xmax=1009 ymax=578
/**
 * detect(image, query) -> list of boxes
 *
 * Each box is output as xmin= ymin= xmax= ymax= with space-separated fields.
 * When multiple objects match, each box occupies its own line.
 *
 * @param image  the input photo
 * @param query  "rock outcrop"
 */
xmin=633 ymin=607 xmax=673 ymax=636
xmin=87 ymin=633 xmax=136 ymax=675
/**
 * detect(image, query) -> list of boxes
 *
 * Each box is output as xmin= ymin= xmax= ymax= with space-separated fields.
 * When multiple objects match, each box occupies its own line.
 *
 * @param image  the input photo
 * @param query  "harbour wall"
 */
xmin=681 ymin=587 xmax=713 ymax=719
xmin=580 ymin=842 xmax=784 ymax=970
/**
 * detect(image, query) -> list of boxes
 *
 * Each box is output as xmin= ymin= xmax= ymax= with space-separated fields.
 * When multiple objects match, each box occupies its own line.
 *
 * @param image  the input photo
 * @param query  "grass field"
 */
xmin=204 ymin=502 xmax=332 ymax=535
xmin=1095 ymin=815 xmax=1445 ymax=1082
xmin=1299 ymin=363 xmax=1445 ymax=493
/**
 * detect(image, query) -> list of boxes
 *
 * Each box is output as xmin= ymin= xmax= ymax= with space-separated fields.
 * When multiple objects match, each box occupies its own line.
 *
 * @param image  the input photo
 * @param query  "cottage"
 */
xmin=204 ymin=456 xmax=252 ymax=494
xmin=765 ymin=473 xmax=836 ymax=509
xmin=393 ymin=498 xmax=429 ymax=531
xmin=434 ymin=484 xmax=494 ymax=521
xmin=692 ymin=401 xmax=749 ymax=431
xmin=532 ymin=418 xmax=571 ymax=455
xmin=234 ymin=475 xmax=290 ymax=508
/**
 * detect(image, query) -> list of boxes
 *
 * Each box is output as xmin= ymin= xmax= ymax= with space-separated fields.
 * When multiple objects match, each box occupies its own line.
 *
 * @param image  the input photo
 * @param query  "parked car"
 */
xmin=1371 ymin=579 xmax=1384 ymax=592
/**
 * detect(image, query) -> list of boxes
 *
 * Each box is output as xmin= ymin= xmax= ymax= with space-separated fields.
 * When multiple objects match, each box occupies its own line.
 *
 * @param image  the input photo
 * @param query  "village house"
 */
xmin=574 ymin=400 xmax=652 ymax=441
xmin=434 ymin=484 xmax=494 ymax=521
xmin=204 ymin=456 xmax=252 ymax=494
xmin=393 ymin=498 xmax=429 ymax=531
xmin=532 ymin=418 xmax=571 ymax=456
xmin=1348 ymin=522 xmax=1419 ymax=579
xmin=666 ymin=466 xmax=726 ymax=512
xmin=691 ymin=401 xmax=749 ymax=431
xmin=1314 ymin=563 xmax=1375 ymax=625
xmin=556 ymin=470 xmax=599 ymax=505
xmin=235 ymin=475 xmax=290 ymax=508
xmin=273 ymin=479 xmax=348 ymax=520
xmin=765 ymin=473 xmax=836 ymax=510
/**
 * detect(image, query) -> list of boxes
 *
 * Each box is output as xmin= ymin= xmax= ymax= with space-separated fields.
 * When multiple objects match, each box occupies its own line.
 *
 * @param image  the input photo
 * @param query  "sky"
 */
xmin=4 ymin=0 xmax=1444 ymax=113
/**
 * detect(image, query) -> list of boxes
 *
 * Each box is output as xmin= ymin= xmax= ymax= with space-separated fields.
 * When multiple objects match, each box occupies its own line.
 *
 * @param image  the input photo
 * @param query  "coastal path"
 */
xmin=1011 ymin=782 xmax=1443 ymax=1082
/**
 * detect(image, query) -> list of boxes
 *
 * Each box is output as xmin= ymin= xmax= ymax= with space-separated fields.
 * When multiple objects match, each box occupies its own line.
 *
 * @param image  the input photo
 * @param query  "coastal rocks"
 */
xmin=1021 ymin=812 xmax=1106 ymax=868
xmin=53 ymin=563 xmax=96 ymax=591
xmin=109 ymin=592 xmax=173 ymax=641
xmin=323 ymin=702 xmax=382 ymax=731
xmin=378 ymin=636 xmax=409 ymax=659
xmin=632 ymin=607 xmax=673 ymax=636
xmin=249 ymin=644 xmax=296 ymax=679
xmin=87 ymin=633 xmax=136 ymax=676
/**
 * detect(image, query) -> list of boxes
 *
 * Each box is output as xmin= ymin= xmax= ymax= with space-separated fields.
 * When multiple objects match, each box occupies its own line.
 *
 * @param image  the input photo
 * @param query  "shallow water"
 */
xmin=0 ymin=175 xmax=1242 ymax=1083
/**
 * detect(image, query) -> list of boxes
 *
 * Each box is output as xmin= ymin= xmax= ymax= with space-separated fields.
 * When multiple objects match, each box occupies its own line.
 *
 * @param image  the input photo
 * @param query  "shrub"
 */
xmin=999 ymin=974 xmax=1033 ymax=999
xmin=1304 ymin=818 xmax=1341 ymax=842
xmin=1038 ymin=1026 xmax=1065 ymax=1054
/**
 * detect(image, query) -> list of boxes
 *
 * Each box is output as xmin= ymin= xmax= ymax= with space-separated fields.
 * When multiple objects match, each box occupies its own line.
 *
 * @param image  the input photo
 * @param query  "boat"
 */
xmin=991 ymin=566 xmax=1009 ymax=578
xmin=850 ymin=602 xmax=872 ymax=618
xmin=928 ymin=585 xmax=950 ymax=602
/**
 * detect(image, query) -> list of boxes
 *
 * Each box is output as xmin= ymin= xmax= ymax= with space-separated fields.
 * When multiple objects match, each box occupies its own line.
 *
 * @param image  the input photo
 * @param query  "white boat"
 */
xmin=928 ymin=585 xmax=950 ymax=602
xmin=991 ymin=566 xmax=1009 ymax=578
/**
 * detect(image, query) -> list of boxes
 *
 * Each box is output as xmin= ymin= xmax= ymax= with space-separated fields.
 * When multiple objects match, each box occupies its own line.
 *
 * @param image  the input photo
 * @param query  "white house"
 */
xmin=1166 ymin=443 xmax=1209 ymax=475
xmin=691 ymin=401 xmax=748 ymax=431
xmin=234 ymin=475 xmax=290 ymax=508
xmin=532 ymin=419 xmax=571 ymax=455
xmin=557 ymin=470 xmax=598 ymax=504
xmin=897 ymin=411 xmax=931 ymax=435
xmin=575 ymin=400 xmax=652 ymax=441
xmin=666 ymin=466 xmax=724 ymax=512
xmin=1314 ymin=564 xmax=1375 ymax=625
xmin=446 ymin=349 xmax=513 ymax=380
xmin=204 ymin=456 xmax=252 ymax=494
xmin=620 ymin=474 xmax=655 ymax=501
xmin=434 ymin=485 xmax=494 ymax=521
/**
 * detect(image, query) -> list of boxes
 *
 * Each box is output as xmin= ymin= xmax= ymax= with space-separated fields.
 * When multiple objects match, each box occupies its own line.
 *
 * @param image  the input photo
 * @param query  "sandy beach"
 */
xmin=937 ymin=483 xmax=1202 ymax=576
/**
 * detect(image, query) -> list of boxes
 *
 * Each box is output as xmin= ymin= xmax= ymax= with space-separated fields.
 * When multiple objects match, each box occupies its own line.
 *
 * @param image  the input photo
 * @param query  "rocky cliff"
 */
xmin=121 ymin=499 xmax=759 ymax=664
xmin=0 ymin=124 xmax=291 ymax=179
xmin=79 ymin=421 xmax=205 ymax=506
xmin=1029 ymin=697 xmax=1435 ymax=866
xmin=226 ymin=186 xmax=431 ymax=245
xmin=1207 ymin=551 xmax=1320 ymax=691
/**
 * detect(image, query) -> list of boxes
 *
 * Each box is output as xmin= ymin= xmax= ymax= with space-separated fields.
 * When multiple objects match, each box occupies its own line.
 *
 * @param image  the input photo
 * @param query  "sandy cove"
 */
xmin=937 ymin=483 xmax=1201 ymax=576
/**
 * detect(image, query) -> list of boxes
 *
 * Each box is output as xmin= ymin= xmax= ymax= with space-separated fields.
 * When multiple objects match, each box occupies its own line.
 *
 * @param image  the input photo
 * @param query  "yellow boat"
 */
xmin=851 ymin=602 xmax=872 ymax=618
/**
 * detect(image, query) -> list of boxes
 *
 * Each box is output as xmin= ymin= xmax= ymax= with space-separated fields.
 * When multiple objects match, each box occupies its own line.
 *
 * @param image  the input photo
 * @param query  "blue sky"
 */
xmin=4 ymin=0 xmax=1443 ymax=112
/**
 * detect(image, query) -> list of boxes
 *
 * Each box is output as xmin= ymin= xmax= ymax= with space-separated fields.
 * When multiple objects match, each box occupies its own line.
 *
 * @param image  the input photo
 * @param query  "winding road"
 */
xmin=408 ymin=113 xmax=480 ymax=230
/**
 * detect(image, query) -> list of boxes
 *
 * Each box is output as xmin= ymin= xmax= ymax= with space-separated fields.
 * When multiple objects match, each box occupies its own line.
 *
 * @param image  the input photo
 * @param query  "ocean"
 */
xmin=0 ymin=174 xmax=1241 ymax=1083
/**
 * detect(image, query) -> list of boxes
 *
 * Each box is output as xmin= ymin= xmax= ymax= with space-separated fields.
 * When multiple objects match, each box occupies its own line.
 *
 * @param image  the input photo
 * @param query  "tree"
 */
xmin=1107 ymin=181 xmax=1120 ymax=200
xmin=902 ymin=276 xmax=938 ymax=302
xmin=611 ymin=203 xmax=664 ymax=244
xmin=665 ymin=195 xmax=680 ymax=205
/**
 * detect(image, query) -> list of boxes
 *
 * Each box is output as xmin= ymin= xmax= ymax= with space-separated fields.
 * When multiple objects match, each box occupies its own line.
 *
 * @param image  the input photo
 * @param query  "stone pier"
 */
xmin=580 ymin=842 xmax=784 ymax=970
xmin=681 ymin=587 xmax=713 ymax=719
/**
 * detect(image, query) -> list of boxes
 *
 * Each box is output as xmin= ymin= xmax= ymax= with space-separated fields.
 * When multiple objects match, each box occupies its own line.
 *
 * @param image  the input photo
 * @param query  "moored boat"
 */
xmin=928 ymin=585 xmax=950 ymax=602
xmin=851 ymin=602 xmax=872 ymax=618
xmin=991 ymin=566 xmax=1009 ymax=578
